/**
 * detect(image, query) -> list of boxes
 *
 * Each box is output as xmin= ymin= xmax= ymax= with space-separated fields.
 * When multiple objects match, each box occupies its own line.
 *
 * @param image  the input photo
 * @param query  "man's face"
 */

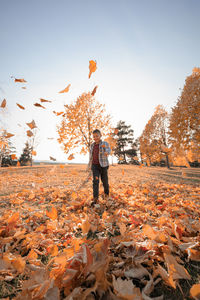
xmin=93 ymin=133 xmax=101 ymax=143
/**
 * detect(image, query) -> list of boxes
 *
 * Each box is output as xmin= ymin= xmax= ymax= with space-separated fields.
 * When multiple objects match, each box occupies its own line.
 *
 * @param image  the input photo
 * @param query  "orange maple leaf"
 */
xmin=46 ymin=206 xmax=58 ymax=220
xmin=88 ymin=60 xmax=97 ymax=79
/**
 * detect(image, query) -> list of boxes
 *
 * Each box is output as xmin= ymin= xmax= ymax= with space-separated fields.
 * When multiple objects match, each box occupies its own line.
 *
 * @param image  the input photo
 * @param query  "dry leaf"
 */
xmin=46 ymin=206 xmax=58 ymax=220
xmin=91 ymin=85 xmax=98 ymax=96
xmin=89 ymin=60 xmax=97 ymax=79
xmin=14 ymin=78 xmax=27 ymax=83
xmin=27 ymin=130 xmax=33 ymax=137
xmin=50 ymin=156 xmax=56 ymax=161
xmin=26 ymin=120 xmax=37 ymax=129
xmin=40 ymin=98 xmax=52 ymax=103
xmin=5 ymin=132 xmax=14 ymax=138
xmin=190 ymin=283 xmax=200 ymax=299
xmin=16 ymin=103 xmax=25 ymax=110
xmin=68 ymin=154 xmax=74 ymax=160
xmin=0 ymin=99 xmax=6 ymax=108
xmin=59 ymin=84 xmax=71 ymax=93
xmin=34 ymin=103 xmax=46 ymax=109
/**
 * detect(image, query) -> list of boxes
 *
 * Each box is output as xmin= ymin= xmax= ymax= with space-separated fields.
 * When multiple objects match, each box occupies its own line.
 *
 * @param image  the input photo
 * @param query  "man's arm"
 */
xmin=103 ymin=142 xmax=111 ymax=156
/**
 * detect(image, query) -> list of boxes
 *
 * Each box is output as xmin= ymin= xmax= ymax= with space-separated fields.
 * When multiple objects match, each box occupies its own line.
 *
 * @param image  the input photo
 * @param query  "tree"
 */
xmin=57 ymin=92 xmax=111 ymax=156
xmin=114 ymin=121 xmax=137 ymax=164
xmin=19 ymin=141 xmax=32 ymax=166
xmin=169 ymin=67 xmax=200 ymax=166
xmin=139 ymin=105 xmax=170 ymax=167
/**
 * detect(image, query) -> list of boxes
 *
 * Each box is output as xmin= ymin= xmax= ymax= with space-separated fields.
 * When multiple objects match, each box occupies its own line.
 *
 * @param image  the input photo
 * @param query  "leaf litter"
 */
xmin=0 ymin=165 xmax=200 ymax=299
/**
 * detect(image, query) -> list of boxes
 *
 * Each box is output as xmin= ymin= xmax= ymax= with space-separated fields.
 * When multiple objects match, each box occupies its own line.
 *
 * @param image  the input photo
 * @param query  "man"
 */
xmin=88 ymin=129 xmax=111 ymax=206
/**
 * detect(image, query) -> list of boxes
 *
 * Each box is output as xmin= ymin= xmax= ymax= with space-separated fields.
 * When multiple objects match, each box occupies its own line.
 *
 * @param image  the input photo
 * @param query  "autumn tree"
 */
xmin=139 ymin=105 xmax=170 ymax=167
xmin=0 ymin=130 xmax=16 ymax=167
xmin=169 ymin=67 xmax=200 ymax=166
xmin=113 ymin=121 xmax=137 ymax=164
xmin=57 ymin=92 xmax=111 ymax=157
xmin=105 ymin=131 xmax=117 ymax=165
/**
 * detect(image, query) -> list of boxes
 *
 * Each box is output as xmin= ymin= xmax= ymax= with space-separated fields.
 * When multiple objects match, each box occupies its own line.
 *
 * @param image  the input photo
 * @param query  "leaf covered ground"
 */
xmin=0 ymin=165 xmax=200 ymax=300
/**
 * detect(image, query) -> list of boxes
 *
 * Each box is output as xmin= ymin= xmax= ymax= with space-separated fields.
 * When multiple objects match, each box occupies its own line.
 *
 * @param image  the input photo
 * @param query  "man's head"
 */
xmin=93 ymin=129 xmax=101 ymax=144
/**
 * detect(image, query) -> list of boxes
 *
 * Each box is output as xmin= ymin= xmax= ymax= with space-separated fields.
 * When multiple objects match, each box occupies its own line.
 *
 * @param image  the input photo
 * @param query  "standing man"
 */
xmin=89 ymin=129 xmax=111 ymax=206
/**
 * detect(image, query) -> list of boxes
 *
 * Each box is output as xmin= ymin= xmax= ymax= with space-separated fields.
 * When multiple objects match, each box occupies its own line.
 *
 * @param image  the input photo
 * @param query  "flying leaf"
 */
xmin=34 ymin=103 xmax=46 ymax=109
xmin=21 ymin=86 xmax=26 ymax=89
xmin=16 ymin=103 xmax=25 ymax=110
xmin=32 ymin=150 xmax=37 ymax=156
xmin=56 ymin=112 xmax=64 ymax=116
xmin=11 ymin=154 xmax=17 ymax=160
xmin=0 ymin=99 xmax=6 ymax=108
xmin=50 ymin=156 xmax=56 ymax=161
xmin=40 ymin=98 xmax=52 ymax=103
xmin=114 ymin=128 xmax=119 ymax=135
xmin=14 ymin=78 xmax=27 ymax=83
xmin=68 ymin=154 xmax=74 ymax=160
xmin=59 ymin=84 xmax=71 ymax=93
xmin=88 ymin=60 xmax=97 ymax=78
xmin=27 ymin=130 xmax=33 ymax=137
xmin=91 ymin=85 xmax=98 ymax=96
xmin=5 ymin=132 xmax=14 ymax=138
xmin=26 ymin=120 xmax=37 ymax=129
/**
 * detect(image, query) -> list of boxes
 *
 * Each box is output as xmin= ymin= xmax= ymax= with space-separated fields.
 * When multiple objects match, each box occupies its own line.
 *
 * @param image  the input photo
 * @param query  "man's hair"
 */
xmin=93 ymin=129 xmax=101 ymax=135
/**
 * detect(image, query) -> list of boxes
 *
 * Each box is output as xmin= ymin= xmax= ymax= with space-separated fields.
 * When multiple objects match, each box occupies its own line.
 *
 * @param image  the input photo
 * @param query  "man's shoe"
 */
xmin=91 ymin=198 xmax=98 ymax=207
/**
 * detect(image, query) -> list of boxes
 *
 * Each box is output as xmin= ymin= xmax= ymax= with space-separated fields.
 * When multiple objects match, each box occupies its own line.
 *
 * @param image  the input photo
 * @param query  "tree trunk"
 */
xmin=165 ymin=153 xmax=170 ymax=169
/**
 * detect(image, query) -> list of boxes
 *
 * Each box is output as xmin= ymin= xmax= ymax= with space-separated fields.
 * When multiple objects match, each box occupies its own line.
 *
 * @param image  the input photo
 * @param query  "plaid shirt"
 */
xmin=89 ymin=140 xmax=111 ymax=168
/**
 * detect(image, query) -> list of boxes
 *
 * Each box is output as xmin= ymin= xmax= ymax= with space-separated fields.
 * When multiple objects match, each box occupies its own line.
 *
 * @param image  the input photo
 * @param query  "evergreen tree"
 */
xmin=114 ymin=121 xmax=137 ymax=164
xmin=19 ymin=141 xmax=32 ymax=166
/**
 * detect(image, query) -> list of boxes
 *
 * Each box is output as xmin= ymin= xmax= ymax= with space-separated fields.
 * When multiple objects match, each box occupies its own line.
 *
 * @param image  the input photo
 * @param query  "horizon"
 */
xmin=1 ymin=0 xmax=200 ymax=163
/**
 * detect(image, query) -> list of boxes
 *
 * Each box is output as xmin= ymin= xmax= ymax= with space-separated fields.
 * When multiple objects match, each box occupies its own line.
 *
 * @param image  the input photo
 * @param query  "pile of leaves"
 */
xmin=0 ymin=166 xmax=200 ymax=299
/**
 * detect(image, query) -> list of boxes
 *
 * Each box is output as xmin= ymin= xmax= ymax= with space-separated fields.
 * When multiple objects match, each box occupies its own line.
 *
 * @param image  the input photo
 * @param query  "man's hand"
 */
xmin=104 ymin=151 xmax=109 ymax=156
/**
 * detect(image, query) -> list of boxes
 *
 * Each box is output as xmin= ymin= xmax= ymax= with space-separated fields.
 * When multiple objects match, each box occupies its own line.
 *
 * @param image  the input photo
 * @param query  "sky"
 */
xmin=0 ymin=0 xmax=200 ymax=163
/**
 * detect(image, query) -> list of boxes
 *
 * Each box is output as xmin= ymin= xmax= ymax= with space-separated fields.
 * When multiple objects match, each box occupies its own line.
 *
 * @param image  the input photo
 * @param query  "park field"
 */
xmin=0 ymin=165 xmax=200 ymax=299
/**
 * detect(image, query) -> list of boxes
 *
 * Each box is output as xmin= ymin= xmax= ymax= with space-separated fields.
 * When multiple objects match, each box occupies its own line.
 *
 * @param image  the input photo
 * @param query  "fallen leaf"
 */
xmin=190 ymin=283 xmax=200 ymax=299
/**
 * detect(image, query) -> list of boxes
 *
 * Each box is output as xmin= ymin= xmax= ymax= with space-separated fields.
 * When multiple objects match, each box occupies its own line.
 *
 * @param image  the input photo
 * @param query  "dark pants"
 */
xmin=92 ymin=164 xmax=109 ymax=199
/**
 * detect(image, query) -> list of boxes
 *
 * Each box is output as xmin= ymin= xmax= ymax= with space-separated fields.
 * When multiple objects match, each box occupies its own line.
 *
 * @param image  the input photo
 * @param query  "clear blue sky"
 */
xmin=0 ymin=0 xmax=200 ymax=162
